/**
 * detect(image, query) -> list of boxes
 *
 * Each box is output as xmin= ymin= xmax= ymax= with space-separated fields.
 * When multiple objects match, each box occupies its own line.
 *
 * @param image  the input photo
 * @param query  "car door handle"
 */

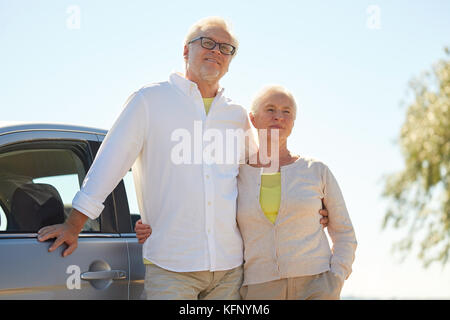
xmin=81 ymin=270 xmax=127 ymax=281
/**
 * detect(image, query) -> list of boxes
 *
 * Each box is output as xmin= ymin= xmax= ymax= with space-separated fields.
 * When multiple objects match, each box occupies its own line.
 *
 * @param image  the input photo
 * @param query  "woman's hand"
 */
xmin=135 ymin=219 xmax=152 ymax=244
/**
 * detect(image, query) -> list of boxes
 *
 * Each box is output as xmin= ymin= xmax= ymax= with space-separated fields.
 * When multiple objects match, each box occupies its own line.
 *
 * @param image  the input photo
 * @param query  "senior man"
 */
xmin=38 ymin=17 xmax=328 ymax=300
xmin=38 ymin=17 xmax=253 ymax=300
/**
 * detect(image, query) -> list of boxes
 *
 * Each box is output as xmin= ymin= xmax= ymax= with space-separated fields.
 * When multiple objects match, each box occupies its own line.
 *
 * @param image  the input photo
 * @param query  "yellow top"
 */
xmin=143 ymin=97 xmax=215 ymax=265
xmin=259 ymin=172 xmax=281 ymax=224
xmin=203 ymin=97 xmax=214 ymax=115
xmin=144 ymin=172 xmax=282 ymax=263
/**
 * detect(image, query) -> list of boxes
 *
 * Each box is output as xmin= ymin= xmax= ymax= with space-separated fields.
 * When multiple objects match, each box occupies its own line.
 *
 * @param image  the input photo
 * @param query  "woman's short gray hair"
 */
xmin=184 ymin=16 xmax=239 ymax=55
xmin=250 ymin=85 xmax=298 ymax=119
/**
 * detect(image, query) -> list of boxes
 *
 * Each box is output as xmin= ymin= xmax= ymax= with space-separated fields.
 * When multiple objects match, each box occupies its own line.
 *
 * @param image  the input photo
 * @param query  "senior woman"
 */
xmin=237 ymin=85 xmax=357 ymax=300
xmin=135 ymin=85 xmax=356 ymax=300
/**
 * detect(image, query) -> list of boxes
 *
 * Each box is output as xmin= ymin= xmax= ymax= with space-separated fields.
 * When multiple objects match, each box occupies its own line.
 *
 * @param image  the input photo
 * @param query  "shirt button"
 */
xmin=208 ymin=201 xmax=212 ymax=206
xmin=206 ymin=175 xmax=210 ymax=179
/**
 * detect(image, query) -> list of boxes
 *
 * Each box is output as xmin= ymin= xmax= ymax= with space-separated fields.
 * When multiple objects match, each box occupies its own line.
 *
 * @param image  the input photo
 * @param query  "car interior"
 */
xmin=0 ymin=147 xmax=99 ymax=232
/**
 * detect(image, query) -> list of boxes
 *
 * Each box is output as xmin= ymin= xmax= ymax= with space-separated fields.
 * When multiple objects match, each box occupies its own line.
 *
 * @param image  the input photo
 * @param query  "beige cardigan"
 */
xmin=236 ymin=157 xmax=357 ymax=286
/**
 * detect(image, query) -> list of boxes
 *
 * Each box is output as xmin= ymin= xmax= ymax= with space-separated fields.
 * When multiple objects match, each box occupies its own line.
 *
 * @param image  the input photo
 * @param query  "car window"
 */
xmin=0 ymin=146 xmax=100 ymax=233
xmin=33 ymin=174 xmax=100 ymax=232
xmin=122 ymin=170 xmax=141 ymax=232
xmin=0 ymin=205 xmax=6 ymax=231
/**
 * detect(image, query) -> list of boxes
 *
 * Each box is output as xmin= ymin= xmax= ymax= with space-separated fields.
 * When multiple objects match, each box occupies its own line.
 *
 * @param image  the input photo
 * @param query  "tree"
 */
xmin=382 ymin=48 xmax=450 ymax=267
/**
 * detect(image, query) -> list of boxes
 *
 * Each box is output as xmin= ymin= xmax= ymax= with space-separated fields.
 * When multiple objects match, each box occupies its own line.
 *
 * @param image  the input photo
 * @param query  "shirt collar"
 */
xmin=169 ymin=72 xmax=225 ymax=99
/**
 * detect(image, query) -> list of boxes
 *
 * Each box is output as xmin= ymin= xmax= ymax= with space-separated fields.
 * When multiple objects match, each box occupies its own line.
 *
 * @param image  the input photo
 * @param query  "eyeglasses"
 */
xmin=188 ymin=36 xmax=236 ymax=55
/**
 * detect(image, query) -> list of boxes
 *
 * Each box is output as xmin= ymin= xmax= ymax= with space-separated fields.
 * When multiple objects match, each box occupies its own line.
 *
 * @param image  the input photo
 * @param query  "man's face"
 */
xmin=184 ymin=26 xmax=234 ymax=84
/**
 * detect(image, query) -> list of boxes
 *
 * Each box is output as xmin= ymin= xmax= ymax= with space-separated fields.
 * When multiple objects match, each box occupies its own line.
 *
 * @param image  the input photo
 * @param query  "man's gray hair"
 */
xmin=184 ymin=16 xmax=239 ymax=54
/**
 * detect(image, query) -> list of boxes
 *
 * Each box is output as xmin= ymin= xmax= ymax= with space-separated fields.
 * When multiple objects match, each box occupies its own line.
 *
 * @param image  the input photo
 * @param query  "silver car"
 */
xmin=0 ymin=123 xmax=145 ymax=299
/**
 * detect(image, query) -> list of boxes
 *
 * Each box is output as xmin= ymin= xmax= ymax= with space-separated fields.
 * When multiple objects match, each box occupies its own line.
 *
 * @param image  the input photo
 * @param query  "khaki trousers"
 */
xmin=240 ymin=271 xmax=343 ymax=300
xmin=142 ymin=264 xmax=243 ymax=300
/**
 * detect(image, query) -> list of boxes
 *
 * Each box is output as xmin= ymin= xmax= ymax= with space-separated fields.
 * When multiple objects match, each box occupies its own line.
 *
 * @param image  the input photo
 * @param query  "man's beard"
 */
xmin=199 ymin=65 xmax=221 ymax=82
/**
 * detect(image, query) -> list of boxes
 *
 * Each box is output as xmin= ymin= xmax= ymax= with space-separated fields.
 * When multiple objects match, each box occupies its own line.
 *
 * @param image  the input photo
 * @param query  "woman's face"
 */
xmin=250 ymin=92 xmax=296 ymax=141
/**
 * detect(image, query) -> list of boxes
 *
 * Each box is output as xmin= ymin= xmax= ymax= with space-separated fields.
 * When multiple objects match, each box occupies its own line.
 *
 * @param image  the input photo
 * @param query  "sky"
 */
xmin=1 ymin=0 xmax=450 ymax=299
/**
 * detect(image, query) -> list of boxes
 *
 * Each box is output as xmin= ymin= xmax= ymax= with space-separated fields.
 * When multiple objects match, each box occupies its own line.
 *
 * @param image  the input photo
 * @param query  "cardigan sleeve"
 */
xmin=322 ymin=164 xmax=357 ymax=283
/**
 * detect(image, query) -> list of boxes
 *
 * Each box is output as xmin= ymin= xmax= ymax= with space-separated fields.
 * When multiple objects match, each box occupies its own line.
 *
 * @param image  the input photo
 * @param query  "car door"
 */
xmin=0 ymin=128 xmax=129 ymax=299
xmin=94 ymin=134 xmax=146 ymax=300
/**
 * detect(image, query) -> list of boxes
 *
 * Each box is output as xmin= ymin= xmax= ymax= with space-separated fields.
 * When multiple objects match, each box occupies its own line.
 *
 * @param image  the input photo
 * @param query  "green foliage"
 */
xmin=383 ymin=48 xmax=450 ymax=267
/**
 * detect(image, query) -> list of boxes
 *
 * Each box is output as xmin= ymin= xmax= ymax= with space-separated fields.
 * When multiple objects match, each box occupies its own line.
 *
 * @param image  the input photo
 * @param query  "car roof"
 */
xmin=0 ymin=122 xmax=108 ymax=136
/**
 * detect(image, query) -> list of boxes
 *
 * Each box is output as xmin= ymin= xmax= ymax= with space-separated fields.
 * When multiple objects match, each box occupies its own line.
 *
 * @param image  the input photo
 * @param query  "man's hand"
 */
xmin=319 ymin=208 xmax=329 ymax=228
xmin=135 ymin=219 xmax=152 ymax=244
xmin=37 ymin=209 xmax=87 ymax=257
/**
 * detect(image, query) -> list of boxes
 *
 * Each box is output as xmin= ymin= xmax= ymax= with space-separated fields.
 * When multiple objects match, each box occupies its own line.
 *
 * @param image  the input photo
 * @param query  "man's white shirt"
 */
xmin=72 ymin=72 xmax=256 ymax=272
